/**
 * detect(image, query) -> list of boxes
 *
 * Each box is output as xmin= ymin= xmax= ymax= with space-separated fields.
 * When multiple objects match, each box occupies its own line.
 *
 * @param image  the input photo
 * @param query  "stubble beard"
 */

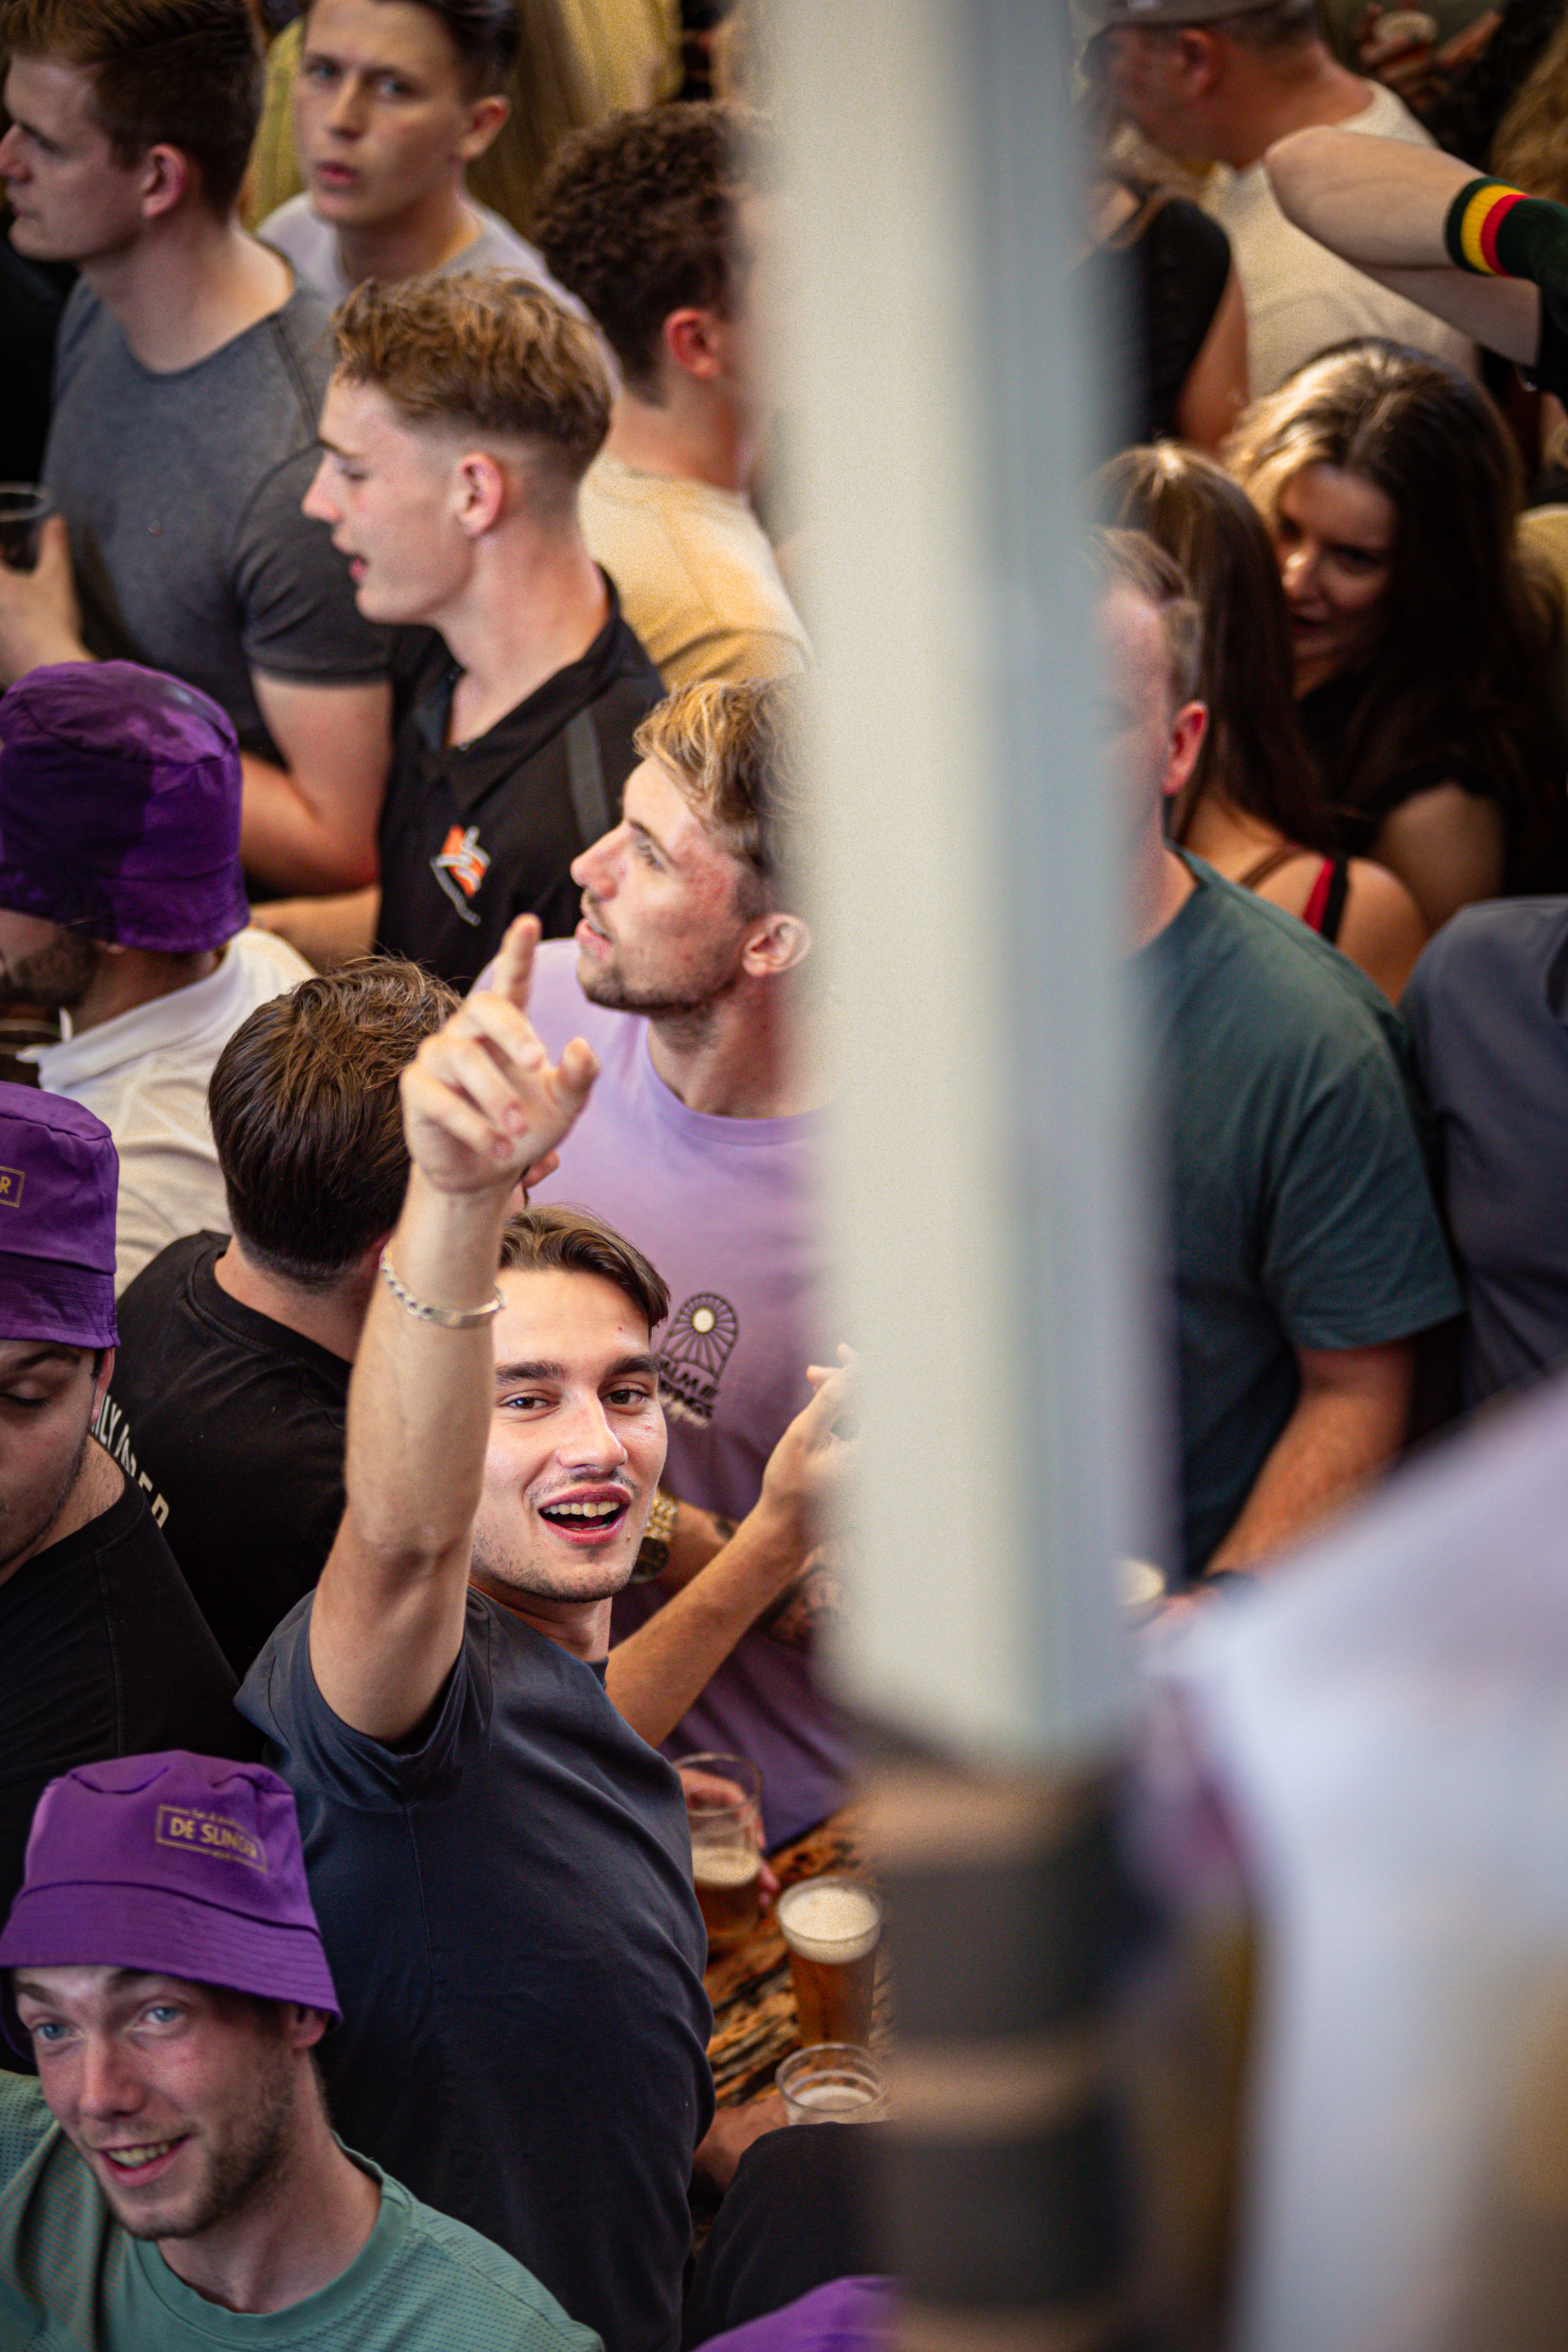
xmin=0 ymin=1419 xmax=90 ymax=1581
xmin=470 ymin=1522 xmax=639 ymax=1609
xmin=107 ymin=2040 xmax=299 ymax=2245
xmin=0 ymin=929 xmax=101 ymax=1012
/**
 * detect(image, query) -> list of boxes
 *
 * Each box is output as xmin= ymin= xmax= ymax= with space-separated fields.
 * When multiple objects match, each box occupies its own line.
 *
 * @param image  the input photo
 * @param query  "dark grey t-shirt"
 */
xmin=1138 ymin=856 xmax=1460 ymax=1581
xmin=44 ymin=280 xmax=387 ymax=760
xmin=1402 ymin=897 xmax=1568 ymax=1407
xmin=238 ymin=1589 xmax=713 ymax=2352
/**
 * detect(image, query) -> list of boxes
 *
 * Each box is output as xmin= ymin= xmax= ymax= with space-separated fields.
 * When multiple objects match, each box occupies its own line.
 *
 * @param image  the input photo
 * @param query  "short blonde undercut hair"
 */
xmin=331 ymin=271 xmax=612 ymax=492
xmin=635 ymin=678 xmax=807 ymax=918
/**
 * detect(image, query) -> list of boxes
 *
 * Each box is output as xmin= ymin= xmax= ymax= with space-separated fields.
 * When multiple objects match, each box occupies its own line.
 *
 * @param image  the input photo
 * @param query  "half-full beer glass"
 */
xmin=777 ymin=1875 xmax=883 ymax=2046
xmin=676 ymin=1753 xmax=764 ymax=1958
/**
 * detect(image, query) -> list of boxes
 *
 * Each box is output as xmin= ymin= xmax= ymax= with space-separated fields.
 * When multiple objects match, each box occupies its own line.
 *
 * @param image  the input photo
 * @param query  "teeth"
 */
xmin=543 ymin=1499 xmax=623 ymax=1520
xmin=106 ymin=2142 xmax=174 ymax=2169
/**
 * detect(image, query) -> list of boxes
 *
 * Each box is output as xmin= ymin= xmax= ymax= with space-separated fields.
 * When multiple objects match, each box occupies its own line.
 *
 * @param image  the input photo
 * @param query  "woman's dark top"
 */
xmin=1078 ymin=194 xmax=1233 ymax=463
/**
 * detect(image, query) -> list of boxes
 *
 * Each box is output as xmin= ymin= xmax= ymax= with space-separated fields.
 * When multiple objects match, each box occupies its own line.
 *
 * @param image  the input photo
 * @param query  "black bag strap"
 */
xmin=565 ymin=708 xmax=612 ymax=847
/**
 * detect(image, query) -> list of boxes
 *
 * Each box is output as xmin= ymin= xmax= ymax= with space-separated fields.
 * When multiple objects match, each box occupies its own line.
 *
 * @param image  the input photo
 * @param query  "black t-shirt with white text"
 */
xmin=105 ymin=1234 xmax=350 ymax=1678
xmin=238 ymin=1589 xmax=714 ymax=2352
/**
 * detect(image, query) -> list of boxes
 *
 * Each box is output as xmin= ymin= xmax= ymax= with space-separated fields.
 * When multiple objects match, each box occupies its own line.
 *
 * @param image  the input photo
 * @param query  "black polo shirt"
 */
xmin=375 ymin=580 xmax=663 ymax=990
xmin=1402 ymin=897 xmax=1568 ymax=1408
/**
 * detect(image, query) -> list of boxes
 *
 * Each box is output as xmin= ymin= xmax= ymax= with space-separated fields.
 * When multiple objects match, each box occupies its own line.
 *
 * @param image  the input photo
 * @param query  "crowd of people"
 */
xmin=5 ymin=0 xmax=1568 ymax=2340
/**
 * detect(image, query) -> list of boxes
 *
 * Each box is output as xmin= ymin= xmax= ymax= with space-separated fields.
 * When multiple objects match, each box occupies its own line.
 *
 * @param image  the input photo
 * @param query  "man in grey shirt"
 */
xmin=0 ymin=0 xmax=392 ymax=896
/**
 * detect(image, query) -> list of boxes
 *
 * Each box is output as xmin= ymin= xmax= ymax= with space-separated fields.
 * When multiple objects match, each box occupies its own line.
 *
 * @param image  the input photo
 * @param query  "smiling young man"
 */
xmin=0 ymin=1088 xmax=244 ymax=1955
xmin=258 ymin=0 xmax=571 ymax=306
xmin=257 ymin=268 xmax=663 ymax=984
xmin=236 ymin=915 xmax=847 ymax=2351
xmin=0 ymin=0 xmax=393 ymax=894
xmin=0 ymin=1750 xmax=601 ymax=2344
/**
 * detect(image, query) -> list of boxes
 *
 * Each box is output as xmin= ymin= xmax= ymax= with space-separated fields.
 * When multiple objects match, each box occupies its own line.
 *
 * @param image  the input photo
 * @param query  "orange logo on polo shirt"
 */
xmin=431 ymin=825 xmax=490 ymax=927
xmin=0 ymin=1167 xmax=21 ymax=1207
xmin=155 ymin=1805 xmax=268 ymax=1871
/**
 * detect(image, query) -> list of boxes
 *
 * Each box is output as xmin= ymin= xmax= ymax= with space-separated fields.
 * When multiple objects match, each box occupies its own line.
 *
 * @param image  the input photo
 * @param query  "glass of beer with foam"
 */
xmin=777 ymin=1876 xmax=883 ymax=2046
xmin=675 ymin=1753 xmax=765 ymax=1958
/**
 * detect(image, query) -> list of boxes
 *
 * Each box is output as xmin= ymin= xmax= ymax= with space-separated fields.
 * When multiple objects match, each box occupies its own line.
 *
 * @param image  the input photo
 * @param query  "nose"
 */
xmin=77 ymin=2032 xmax=144 ymax=2124
xmin=1279 ymin=540 xmax=1317 ymax=605
xmin=557 ymin=1391 xmax=630 ymax=1475
xmin=302 ymin=450 xmax=340 ymax=526
xmin=570 ymin=825 xmax=620 ymax=894
xmin=326 ymin=75 xmax=366 ymax=135
xmin=0 ymin=123 xmax=26 ymax=181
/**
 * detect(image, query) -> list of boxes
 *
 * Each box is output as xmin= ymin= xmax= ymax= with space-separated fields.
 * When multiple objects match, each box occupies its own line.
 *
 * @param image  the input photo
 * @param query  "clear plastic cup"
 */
xmin=776 ymin=2043 xmax=889 ymax=2124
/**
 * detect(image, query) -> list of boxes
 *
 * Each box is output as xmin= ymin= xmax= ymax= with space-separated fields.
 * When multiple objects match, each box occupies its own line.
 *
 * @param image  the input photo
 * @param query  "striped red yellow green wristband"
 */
xmin=1444 ymin=176 xmax=1568 ymax=283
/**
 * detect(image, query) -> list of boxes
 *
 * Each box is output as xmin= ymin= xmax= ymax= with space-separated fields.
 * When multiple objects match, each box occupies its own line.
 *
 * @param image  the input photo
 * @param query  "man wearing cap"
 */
xmin=0 ymin=661 xmax=311 ymax=1290
xmin=0 ymin=1749 xmax=602 ymax=2344
xmin=0 ymin=1086 xmax=247 ymax=1963
xmin=1083 ymin=0 xmax=1474 ymax=393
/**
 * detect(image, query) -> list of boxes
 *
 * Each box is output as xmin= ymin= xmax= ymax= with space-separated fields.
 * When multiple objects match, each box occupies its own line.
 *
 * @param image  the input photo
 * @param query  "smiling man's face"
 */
xmin=11 ymin=1968 xmax=308 ymax=2241
xmin=469 ymin=1265 xmax=668 ymax=1612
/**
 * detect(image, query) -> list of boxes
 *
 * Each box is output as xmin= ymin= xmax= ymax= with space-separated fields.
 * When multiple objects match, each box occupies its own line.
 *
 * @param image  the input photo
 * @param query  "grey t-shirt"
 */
xmin=44 ymin=279 xmax=387 ymax=761
xmin=1402 ymin=898 xmax=1568 ymax=1408
xmin=1138 ymin=856 xmax=1460 ymax=1581
xmin=259 ymin=194 xmax=586 ymax=318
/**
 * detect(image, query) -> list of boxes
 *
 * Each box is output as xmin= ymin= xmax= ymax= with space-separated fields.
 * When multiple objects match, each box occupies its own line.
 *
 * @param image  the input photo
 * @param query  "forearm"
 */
xmin=654 ymin=1497 xmax=739 ymax=1595
xmin=1205 ymin=1374 xmax=1408 ymax=1576
xmin=341 ymin=1168 xmax=507 ymax=1571
xmin=607 ymin=1501 xmax=803 ymax=1747
xmin=239 ymin=750 xmax=381 ymax=896
xmin=249 ymin=887 xmax=379 ymax=970
xmin=1265 ymin=127 xmax=1473 ymax=268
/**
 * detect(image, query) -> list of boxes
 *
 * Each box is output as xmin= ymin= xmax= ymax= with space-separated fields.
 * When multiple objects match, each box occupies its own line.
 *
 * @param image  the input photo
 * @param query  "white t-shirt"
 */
xmin=259 ymin=194 xmax=583 ymax=320
xmin=29 ymin=929 xmax=311 ymax=1292
xmin=1204 ymin=82 xmax=1476 ymax=394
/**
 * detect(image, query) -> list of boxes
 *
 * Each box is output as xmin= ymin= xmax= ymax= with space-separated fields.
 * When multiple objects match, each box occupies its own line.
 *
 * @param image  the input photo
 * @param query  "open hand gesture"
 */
xmin=400 ymin=916 xmax=599 ymax=1195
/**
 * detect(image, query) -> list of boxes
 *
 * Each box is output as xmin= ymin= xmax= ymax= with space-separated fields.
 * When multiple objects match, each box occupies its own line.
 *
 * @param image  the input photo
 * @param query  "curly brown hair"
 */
xmin=635 ymin=676 xmax=807 ymax=917
xmin=1 ymin=0 xmax=262 ymax=214
xmin=531 ymin=102 xmax=749 ymax=400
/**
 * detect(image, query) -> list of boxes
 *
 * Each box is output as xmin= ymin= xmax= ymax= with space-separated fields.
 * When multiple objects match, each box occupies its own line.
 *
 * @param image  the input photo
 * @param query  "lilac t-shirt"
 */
xmin=525 ymin=941 xmax=850 ymax=1846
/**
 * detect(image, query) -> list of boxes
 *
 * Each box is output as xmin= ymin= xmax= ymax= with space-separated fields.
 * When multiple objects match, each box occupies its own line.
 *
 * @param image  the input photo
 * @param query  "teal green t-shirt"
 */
xmin=1138 ymin=859 xmax=1459 ymax=1581
xmin=0 ymin=2073 xmax=601 ymax=2351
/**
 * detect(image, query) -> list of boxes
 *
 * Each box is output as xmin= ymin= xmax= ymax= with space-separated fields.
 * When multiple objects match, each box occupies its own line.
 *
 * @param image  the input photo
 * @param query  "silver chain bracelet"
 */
xmin=378 ymin=1249 xmax=504 ymax=1330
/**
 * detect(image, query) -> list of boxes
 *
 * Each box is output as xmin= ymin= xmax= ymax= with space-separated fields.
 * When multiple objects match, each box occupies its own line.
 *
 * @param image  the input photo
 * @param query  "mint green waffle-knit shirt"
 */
xmin=0 ymin=2074 xmax=602 ymax=2350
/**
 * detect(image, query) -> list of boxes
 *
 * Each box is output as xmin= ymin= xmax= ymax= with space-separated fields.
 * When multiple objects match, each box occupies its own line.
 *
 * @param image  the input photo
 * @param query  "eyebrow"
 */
xmin=0 ymin=1346 xmax=82 ymax=1375
xmin=494 ymin=1353 xmax=659 ymax=1386
xmin=11 ymin=1968 xmax=167 ymax=2007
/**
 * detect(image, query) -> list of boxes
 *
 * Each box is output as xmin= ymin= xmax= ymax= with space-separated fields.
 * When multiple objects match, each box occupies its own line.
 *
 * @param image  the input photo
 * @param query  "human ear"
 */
xmin=663 ymin=307 xmax=725 ymax=385
xmin=1162 ymin=700 xmax=1208 ymax=803
xmin=456 ymin=91 xmax=508 ymax=164
xmin=1172 ymin=28 xmax=1223 ymax=94
xmin=455 ymin=449 xmax=507 ymax=536
xmin=741 ymin=911 xmax=812 ymax=978
xmin=139 ymin=142 xmax=190 ymax=222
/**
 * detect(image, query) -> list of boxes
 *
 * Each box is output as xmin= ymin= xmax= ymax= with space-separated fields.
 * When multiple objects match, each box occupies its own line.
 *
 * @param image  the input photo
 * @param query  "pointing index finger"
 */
xmin=489 ymin=915 xmax=541 ymax=1012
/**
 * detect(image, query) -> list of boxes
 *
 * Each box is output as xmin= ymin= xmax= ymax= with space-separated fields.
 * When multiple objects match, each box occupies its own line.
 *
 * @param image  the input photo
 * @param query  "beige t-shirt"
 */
xmin=579 ymin=453 xmax=810 ymax=688
xmin=1204 ymin=81 xmax=1476 ymax=394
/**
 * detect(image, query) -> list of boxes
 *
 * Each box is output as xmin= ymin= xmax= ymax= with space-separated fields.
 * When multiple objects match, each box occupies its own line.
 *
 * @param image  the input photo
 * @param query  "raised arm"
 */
xmin=606 ymin=1355 xmax=857 ymax=1747
xmin=310 ymin=916 xmax=599 ymax=1742
xmin=1264 ymin=128 xmax=1542 ymax=365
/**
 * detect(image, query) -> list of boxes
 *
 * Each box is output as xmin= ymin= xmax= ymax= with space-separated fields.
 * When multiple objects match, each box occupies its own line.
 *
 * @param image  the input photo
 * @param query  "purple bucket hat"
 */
xmin=0 ymin=1753 xmax=341 ymax=2052
xmin=0 ymin=1080 xmax=118 ymax=1349
xmin=0 ymin=662 xmax=250 ymax=953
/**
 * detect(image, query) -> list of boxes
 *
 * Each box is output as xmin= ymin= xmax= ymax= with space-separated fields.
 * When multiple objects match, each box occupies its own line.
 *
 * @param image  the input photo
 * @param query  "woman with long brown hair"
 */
xmin=1097 ymin=441 xmax=1428 ymax=1000
xmin=1224 ymin=338 xmax=1564 ymax=933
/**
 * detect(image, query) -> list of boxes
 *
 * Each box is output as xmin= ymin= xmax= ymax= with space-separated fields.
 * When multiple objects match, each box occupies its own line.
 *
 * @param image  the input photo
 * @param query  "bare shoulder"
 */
xmin=1370 ymin=786 xmax=1506 ymax=936
xmin=1338 ymin=857 xmax=1429 ymax=1001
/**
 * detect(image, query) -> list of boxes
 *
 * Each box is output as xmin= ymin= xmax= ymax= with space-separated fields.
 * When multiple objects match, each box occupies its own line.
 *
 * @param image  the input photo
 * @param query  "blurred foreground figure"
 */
xmin=0 ymin=664 xmax=311 ymax=1288
xmin=1095 ymin=525 xmax=1457 ymax=1579
xmin=0 ymin=1750 xmax=600 ymax=2345
xmin=1083 ymin=0 xmax=1475 ymax=390
xmin=0 ymin=1091 xmax=244 ymax=1962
